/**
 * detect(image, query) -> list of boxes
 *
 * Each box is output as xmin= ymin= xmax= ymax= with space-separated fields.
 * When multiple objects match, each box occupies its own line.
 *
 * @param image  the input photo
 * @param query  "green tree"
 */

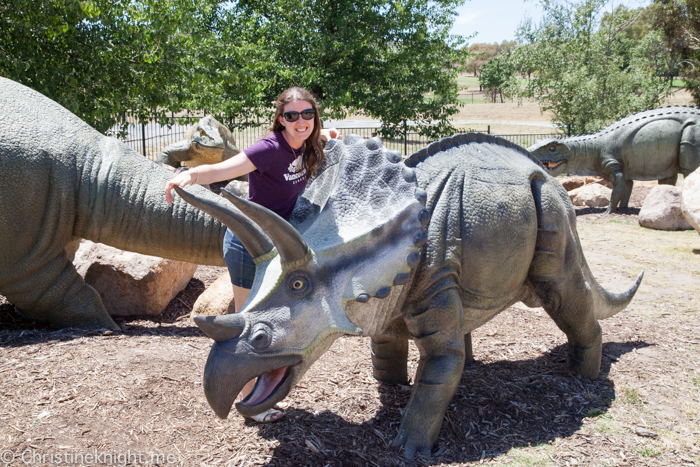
xmin=464 ymin=41 xmax=517 ymax=76
xmin=197 ymin=0 xmax=470 ymax=139
xmin=478 ymin=54 xmax=516 ymax=102
xmin=506 ymin=0 xmax=671 ymax=135
xmin=0 ymin=0 xmax=216 ymax=133
xmin=652 ymin=0 xmax=700 ymax=102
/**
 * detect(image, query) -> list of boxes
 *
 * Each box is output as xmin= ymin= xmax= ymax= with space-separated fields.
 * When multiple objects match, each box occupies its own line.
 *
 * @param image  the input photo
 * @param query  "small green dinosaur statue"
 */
xmin=528 ymin=106 xmax=700 ymax=213
xmin=178 ymin=133 xmax=643 ymax=459
xmin=0 ymin=77 xmax=264 ymax=330
xmin=158 ymin=115 xmax=240 ymax=168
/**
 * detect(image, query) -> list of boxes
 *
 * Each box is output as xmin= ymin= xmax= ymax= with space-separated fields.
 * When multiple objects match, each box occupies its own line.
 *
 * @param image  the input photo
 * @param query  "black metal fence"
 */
xmin=108 ymin=113 xmax=558 ymax=160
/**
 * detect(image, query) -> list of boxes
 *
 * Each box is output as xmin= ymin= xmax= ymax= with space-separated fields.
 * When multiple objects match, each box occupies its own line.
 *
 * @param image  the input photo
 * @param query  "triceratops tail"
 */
xmin=589 ymin=268 xmax=644 ymax=320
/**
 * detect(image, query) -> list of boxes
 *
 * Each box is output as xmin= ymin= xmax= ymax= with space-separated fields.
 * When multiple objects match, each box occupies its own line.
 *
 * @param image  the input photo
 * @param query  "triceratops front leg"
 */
xmin=371 ymin=336 xmax=409 ymax=385
xmin=393 ymin=287 xmax=465 ymax=459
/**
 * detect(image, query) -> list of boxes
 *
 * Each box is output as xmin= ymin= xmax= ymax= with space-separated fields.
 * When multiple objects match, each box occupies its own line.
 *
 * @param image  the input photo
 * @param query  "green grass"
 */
xmin=622 ymin=387 xmax=643 ymax=406
xmin=636 ymin=445 xmax=662 ymax=457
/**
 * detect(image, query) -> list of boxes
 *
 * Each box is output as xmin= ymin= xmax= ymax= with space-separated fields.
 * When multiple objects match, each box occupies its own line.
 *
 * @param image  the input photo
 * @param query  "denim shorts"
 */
xmin=223 ymin=229 xmax=256 ymax=289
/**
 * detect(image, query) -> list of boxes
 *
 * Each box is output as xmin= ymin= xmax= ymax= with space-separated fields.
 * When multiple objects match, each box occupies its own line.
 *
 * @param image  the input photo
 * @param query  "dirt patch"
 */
xmin=1 ymin=181 xmax=699 ymax=466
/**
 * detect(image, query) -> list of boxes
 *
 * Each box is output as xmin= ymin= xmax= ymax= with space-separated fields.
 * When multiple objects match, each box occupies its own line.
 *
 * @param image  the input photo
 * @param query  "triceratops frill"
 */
xmin=174 ymin=134 xmax=427 ymax=421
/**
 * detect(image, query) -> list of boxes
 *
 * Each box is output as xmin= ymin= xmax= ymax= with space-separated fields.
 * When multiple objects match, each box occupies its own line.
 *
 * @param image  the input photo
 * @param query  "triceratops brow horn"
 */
xmin=193 ymin=314 xmax=246 ymax=342
xmin=220 ymin=188 xmax=309 ymax=264
xmin=173 ymin=186 xmax=274 ymax=259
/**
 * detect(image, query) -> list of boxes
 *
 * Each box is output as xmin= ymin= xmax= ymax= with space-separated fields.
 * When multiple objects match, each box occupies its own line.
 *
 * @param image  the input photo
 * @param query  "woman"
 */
xmin=165 ymin=87 xmax=340 ymax=423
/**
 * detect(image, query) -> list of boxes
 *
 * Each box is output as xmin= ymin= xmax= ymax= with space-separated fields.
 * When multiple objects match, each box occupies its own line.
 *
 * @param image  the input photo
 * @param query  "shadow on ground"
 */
xmin=241 ymin=342 xmax=643 ymax=467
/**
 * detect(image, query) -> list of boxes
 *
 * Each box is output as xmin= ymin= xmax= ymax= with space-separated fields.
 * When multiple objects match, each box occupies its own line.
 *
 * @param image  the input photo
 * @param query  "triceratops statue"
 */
xmin=176 ymin=133 xmax=643 ymax=459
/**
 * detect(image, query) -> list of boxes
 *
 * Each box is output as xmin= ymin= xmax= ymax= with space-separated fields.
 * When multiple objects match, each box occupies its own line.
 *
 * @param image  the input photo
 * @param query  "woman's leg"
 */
xmin=222 ymin=229 xmax=283 ymax=423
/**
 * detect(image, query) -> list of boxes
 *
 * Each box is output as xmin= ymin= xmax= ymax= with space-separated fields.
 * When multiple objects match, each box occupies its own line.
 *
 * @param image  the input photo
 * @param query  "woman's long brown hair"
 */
xmin=269 ymin=87 xmax=324 ymax=180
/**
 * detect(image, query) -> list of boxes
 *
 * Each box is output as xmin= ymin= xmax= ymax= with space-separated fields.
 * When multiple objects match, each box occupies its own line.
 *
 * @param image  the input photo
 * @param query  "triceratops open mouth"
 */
xmin=542 ymin=160 xmax=565 ymax=170
xmin=235 ymin=365 xmax=297 ymax=417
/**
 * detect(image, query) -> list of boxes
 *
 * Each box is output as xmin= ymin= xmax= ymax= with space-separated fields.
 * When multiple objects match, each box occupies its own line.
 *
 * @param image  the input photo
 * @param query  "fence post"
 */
xmin=488 ymin=125 xmax=490 ymax=135
xmin=567 ymin=124 xmax=571 ymax=137
xmin=403 ymin=121 xmax=408 ymax=156
xmin=141 ymin=121 xmax=146 ymax=157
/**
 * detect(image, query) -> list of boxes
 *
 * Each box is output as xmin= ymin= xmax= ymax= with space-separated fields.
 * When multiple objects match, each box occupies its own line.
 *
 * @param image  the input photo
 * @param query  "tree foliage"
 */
xmin=478 ymin=54 xmax=516 ymax=102
xmin=0 ymin=0 xmax=468 ymax=139
xmin=506 ymin=0 xmax=672 ymax=135
xmin=652 ymin=0 xmax=700 ymax=103
xmin=464 ymin=41 xmax=517 ymax=76
xmin=0 ymin=0 xmax=217 ymax=133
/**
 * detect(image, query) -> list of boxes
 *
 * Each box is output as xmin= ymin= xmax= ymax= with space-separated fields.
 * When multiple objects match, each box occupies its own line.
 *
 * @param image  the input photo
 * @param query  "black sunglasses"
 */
xmin=282 ymin=108 xmax=316 ymax=122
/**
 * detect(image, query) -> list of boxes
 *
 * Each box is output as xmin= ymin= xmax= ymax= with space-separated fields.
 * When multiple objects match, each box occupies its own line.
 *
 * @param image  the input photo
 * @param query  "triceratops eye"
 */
xmin=199 ymin=129 xmax=206 ymax=137
xmin=250 ymin=324 xmax=272 ymax=350
xmin=549 ymin=145 xmax=555 ymax=151
xmin=288 ymin=273 xmax=312 ymax=297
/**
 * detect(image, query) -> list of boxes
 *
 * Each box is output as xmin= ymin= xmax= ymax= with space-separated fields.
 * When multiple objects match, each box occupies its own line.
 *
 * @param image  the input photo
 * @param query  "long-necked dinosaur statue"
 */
xmin=0 ymin=77 xmax=266 ymax=330
xmin=179 ymin=132 xmax=644 ymax=459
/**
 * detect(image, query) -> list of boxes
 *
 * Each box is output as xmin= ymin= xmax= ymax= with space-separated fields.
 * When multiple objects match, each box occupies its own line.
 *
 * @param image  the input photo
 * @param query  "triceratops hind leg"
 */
xmin=393 ymin=287 xmax=465 ymax=459
xmin=2 ymin=253 xmax=119 ymax=330
xmin=371 ymin=336 xmax=409 ymax=385
xmin=528 ymin=179 xmax=603 ymax=379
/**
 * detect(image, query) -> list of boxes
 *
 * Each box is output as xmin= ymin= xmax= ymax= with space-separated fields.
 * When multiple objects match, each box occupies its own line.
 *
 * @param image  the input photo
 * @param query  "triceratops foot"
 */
xmin=567 ymin=329 xmax=603 ymax=379
xmin=391 ymin=423 xmax=434 ymax=460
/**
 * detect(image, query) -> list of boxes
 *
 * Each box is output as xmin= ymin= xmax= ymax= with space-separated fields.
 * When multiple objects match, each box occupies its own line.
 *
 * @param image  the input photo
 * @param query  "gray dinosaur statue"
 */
xmin=157 ymin=115 xmax=240 ymax=168
xmin=528 ymin=106 xmax=700 ymax=213
xmin=0 ymin=77 xmax=265 ymax=330
xmin=177 ymin=132 xmax=643 ymax=459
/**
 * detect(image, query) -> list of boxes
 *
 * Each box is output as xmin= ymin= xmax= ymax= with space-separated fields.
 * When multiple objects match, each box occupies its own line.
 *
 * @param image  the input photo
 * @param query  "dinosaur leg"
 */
xmin=464 ymin=332 xmax=474 ymax=365
xmin=529 ymin=179 xmax=603 ymax=378
xmin=680 ymin=124 xmax=700 ymax=176
xmin=658 ymin=174 xmax=678 ymax=186
xmin=606 ymin=172 xmax=626 ymax=214
xmin=393 ymin=288 xmax=465 ymax=459
xmin=1 ymin=253 xmax=119 ymax=330
xmin=618 ymin=180 xmax=634 ymax=209
xmin=371 ymin=336 xmax=409 ymax=385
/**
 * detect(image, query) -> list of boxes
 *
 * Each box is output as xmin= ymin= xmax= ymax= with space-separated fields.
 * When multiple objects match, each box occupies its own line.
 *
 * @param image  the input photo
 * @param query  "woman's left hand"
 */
xmin=320 ymin=128 xmax=342 ymax=141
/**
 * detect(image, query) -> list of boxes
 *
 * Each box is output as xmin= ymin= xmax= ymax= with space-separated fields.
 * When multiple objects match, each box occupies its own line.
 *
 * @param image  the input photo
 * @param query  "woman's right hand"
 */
xmin=165 ymin=168 xmax=198 ymax=204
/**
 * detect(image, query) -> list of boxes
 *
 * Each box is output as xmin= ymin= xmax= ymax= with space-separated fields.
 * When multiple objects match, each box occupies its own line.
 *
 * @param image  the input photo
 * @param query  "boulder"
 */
xmin=639 ymin=185 xmax=693 ymax=231
xmin=568 ymin=183 xmax=612 ymax=207
xmin=682 ymin=169 xmax=700 ymax=234
xmin=73 ymin=240 xmax=198 ymax=316
xmin=223 ymin=180 xmax=249 ymax=198
xmin=558 ymin=176 xmax=612 ymax=192
xmin=191 ymin=272 xmax=236 ymax=317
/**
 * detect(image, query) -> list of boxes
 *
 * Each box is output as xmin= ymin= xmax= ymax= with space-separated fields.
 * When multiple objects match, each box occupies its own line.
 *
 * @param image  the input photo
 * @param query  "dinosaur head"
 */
xmin=183 ymin=116 xmax=240 ymax=167
xmin=176 ymin=135 xmax=428 ymax=419
xmin=528 ymin=139 xmax=571 ymax=176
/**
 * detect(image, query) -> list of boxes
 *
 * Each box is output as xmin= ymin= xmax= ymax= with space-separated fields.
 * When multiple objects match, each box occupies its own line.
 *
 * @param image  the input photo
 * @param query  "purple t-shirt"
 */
xmin=244 ymin=131 xmax=308 ymax=220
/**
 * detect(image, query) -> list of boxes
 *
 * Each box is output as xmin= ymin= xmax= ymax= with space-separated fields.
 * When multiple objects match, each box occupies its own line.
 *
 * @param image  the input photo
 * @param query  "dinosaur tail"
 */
xmin=587 ymin=266 xmax=644 ymax=320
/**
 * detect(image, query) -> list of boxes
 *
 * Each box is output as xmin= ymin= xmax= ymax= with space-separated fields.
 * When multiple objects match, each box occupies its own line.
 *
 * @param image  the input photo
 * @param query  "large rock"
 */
xmin=682 ymin=169 xmax=700 ymax=234
xmin=558 ymin=176 xmax=612 ymax=192
xmin=191 ymin=272 xmax=235 ymax=317
xmin=73 ymin=241 xmax=198 ymax=316
xmin=568 ymin=183 xmax=612 ymax=207
xmin=639 ymin=185 xmax=693 ymax=231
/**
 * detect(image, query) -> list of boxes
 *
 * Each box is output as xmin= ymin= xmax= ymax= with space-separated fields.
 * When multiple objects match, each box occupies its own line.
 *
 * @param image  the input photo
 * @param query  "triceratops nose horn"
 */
xmin=193 ymin=314 xmax=246 ymax=342
xmin=173 ymin=186 xmax=274 ymax=259
xmin=220 ymin=188 xmax=309 ymax=264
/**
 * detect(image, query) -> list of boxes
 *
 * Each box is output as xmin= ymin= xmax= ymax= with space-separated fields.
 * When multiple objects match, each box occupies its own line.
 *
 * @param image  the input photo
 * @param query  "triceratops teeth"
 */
xmin=393 ymin=273 xmax=410 ymax=286
xmin=413 ymin=231 xmax=428 ymax=247
xmin=406 ymin=252 xmax=420 ymax=269
xmin=414 ymin=188 xmax=427 ymax=205
xmin=356 ymin=293 xmax=370 ymax=303
xmin=402 ymin=167 xmax=416 ymax=183
xmin=375 ymin=287 xmax=390 ymax=298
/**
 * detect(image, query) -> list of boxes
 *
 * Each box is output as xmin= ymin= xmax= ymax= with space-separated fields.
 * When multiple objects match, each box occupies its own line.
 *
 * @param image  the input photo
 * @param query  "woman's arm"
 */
xmin=165 ymin=151 xmax=257 ymax=204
